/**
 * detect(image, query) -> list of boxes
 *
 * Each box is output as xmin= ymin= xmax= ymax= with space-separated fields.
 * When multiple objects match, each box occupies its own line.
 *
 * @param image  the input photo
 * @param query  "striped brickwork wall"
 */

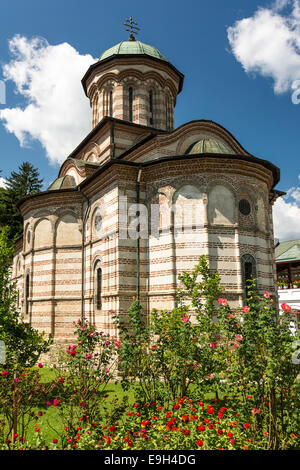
xmin=12 ymin=118 xmax=279 ymax=358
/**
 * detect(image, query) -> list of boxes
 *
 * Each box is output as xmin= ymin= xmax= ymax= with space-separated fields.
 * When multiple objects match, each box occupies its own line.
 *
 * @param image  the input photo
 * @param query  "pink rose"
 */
xmin=2 ymin=371 xmax=8 ymax=377
xmin=115 ymin=341 xmax=121 ymax=348
xmin=217 ymin=298 xmax=228 ymax=306
xmin=241 ymin=306 xmax=250 ymax=314
xmin=85 ymin=353 xmax=92 ymax=360
xmin=235 ymin=334 xmax=243 ymax=342
xmin=38 ymin=363 xmax=43 ymax=368
xmin=53 ymin=398 xmax=59 ymax=407
xmin=264 ymin=291 xmax=272 ymax=299
xmin=181 ymin=315 xmax=189 ymax=323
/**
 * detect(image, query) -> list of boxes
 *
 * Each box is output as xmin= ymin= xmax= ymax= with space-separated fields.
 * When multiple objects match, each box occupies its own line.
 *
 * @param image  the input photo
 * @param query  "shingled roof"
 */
xmin=275 ymin=239 xmax=300 ymax=262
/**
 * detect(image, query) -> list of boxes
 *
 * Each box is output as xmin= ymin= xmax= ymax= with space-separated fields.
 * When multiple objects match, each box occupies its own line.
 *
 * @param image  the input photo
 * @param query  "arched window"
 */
xmin=94 ymin=263 xmax=102 ymax=310
xmin=149 ymin=90 xmax=153 ymax=125
xmin=109 ymin=90 xmax=113 ymax=117
xmin=241 ymin=254 xmax=257 ymax=297
xmin=25 ymin=272 xmax=30 ymax=314
xmin=129 ymin=87 xmax=133 ymax=122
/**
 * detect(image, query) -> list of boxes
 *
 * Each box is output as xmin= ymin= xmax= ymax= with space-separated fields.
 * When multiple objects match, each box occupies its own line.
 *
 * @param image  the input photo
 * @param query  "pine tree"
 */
xmin=0 ymin=162 xmax=43 ymax=240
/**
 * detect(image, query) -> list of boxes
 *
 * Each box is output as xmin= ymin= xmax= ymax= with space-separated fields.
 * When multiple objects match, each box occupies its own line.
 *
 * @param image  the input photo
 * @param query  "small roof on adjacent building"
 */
xmin=275 ymin=239 xmax=300 ymax=262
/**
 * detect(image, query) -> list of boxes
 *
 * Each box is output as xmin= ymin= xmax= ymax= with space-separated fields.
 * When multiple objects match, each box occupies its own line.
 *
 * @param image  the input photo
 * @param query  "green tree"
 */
xmin=0 ymin=227 xmax=51 ymax=368
xmin=0 ymin=162 xmax=43 ymax=240
xmin=217 ymin=280 xmax=299 ymax=450
xmin=114 ymin=256 xmax=224 ymax=405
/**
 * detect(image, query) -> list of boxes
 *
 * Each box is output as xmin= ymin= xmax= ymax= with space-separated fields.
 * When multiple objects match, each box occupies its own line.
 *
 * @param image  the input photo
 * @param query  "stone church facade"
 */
xmin=12 ymin=36 xmax=283 ymax=347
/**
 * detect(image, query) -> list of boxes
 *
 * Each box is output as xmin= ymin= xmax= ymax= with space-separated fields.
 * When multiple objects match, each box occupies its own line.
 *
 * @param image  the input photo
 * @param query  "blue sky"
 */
xmin=0 ymin=0 xmax=300 ymax=240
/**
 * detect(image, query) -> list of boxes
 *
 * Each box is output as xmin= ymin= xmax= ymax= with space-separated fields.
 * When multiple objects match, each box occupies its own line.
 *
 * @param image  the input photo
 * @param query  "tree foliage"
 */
xmin=0 ymin=228 xmax=51 ymax=369
xmin=0 ymin=162 xmax=43 ymax=240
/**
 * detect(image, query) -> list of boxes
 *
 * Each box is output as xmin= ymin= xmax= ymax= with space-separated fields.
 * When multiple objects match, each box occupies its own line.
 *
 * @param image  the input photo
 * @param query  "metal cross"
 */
xmin=124 ymin=17 xmax=140 ymax=41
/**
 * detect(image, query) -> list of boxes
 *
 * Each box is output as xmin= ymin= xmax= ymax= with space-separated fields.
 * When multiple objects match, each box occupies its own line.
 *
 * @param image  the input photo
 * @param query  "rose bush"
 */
xmin=7 ymin=394 xmax=298 ymax=450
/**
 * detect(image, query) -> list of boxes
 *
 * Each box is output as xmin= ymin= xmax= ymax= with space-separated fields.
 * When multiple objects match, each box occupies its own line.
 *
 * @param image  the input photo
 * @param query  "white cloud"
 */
xmin=0 ymin=35 xmax=96 ymax=166
xmin=227 ymin=1 xmax=300 ymax=94
xmin=273 ymin=186 xmax=300 ymax=240
xmin=0 ymin=177 xmax=7 ymax=188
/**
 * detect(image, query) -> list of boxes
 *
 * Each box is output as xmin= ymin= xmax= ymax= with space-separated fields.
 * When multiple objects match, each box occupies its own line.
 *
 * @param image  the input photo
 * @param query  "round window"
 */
xmin=239 ymin=199 xmax=251 ymax=216
xmin=94 ymin=209 xmax=102 ymax=233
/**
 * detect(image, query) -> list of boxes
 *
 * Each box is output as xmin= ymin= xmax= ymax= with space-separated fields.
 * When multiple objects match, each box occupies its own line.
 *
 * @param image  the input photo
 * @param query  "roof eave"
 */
xmin=81 ymin=54 xmax=184 ymax=96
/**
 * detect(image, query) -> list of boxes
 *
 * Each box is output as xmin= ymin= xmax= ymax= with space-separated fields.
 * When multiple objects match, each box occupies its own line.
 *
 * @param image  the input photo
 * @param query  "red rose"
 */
xmin=244 ymin=423 xmax=250 ymax=429
xmin=197 ymin=424 xmax=205 ymax=432
xmin=53 ymin=438 xmax=58 ymax=444
xmin=281 ymin=303 xmax=291 ymax=313
xmin=196 ymin=440 xmax=203 ymax=447
xmin=217 ymin=429 xmax=223 ymax=435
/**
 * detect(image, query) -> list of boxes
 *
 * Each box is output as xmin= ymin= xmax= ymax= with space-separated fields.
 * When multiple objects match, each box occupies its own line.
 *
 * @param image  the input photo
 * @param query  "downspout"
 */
xmin=136 ymin=167 xmax=142 ymax=302
xmin=111 ymin=120 xmax=116 ymax=159
xmin=78 ymin=187 xmax=90 ymax=321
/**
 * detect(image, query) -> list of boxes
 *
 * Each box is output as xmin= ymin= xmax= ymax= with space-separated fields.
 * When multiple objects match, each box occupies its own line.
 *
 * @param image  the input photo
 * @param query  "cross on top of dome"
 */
xmin=123 ymin=16 xmax=140 ymax=41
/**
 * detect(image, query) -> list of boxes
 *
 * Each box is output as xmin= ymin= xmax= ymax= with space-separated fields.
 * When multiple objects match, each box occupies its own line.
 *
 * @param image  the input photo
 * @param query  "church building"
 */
xmin=12 ymin=21 xmax=283 ymax=348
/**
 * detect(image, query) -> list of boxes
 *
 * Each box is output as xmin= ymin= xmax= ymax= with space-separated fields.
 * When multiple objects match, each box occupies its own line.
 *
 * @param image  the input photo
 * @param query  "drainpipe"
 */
xmin=110 ymin=120 xmax=116 ymax=159
xmin=136 ymin=167 xmax=142 ymax=302
xmin=78 ymin=187 xmax=90 ymax=321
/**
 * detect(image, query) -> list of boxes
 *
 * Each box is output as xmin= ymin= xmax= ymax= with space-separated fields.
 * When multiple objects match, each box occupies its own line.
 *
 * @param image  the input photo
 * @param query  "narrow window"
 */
xmin=96 ymin=267 xmax=102 ymax=310
xmin=149 ymin=90 xmax=153 ymax=125
xmin=25 ymin=273 xmax=30 ymax=314
xmin=109 ymin=90 xmax=113 ymax=117
xmin=241 ymin=254 xmax=257 ymax=298
xmin=129 ymin=87 xmax=133 ymax=122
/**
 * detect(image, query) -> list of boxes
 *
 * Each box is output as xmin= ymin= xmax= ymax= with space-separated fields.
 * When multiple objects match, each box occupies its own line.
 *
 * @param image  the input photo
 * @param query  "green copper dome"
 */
xmin=99 ymin=40 xmax=169 ymax=63
xmin=185 ymin=139 xmax=234 ymax=155
xmin=47 ymin=175 xmax=76 ymax=191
